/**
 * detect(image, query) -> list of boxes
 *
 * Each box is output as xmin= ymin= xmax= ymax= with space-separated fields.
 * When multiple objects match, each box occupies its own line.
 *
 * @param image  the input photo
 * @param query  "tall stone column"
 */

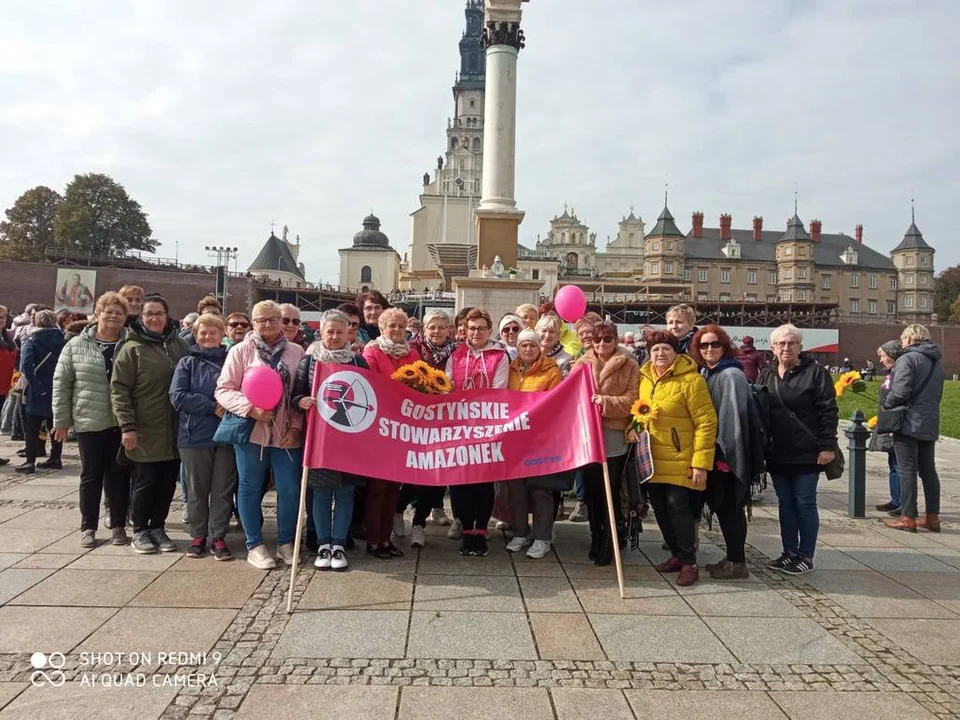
xmin=474 ymin=0 xmax=528 ymax=272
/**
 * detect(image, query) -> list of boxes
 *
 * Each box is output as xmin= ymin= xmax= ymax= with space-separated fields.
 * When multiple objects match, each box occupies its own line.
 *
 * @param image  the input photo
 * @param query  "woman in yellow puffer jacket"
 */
xmin=635 ymin=330 xmax=717 ymax=587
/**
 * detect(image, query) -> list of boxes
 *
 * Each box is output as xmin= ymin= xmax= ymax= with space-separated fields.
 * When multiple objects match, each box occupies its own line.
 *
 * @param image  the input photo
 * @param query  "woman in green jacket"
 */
xmin=53 ymin=292 xmax=131 ymax=548
xmin=110 ymin=294 xmax=189 ymax=555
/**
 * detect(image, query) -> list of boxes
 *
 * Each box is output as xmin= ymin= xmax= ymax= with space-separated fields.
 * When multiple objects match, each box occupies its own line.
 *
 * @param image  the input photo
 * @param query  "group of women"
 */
xmin=35 ymin=285 xmax=945 ymax=585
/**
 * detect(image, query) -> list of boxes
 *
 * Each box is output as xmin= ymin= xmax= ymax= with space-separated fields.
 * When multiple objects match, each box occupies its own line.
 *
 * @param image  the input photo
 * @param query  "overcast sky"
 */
xmin=1 ymin=1 xmax=958 ymax=284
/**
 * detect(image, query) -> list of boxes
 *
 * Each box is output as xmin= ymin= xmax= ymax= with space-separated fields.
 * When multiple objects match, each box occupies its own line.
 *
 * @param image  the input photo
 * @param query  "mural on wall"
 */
xmin=54 ymin=269 xmax=96 ymax=314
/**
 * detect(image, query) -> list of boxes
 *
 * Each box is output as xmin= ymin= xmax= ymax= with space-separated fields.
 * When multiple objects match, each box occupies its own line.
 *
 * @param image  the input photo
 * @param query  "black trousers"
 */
xmin=648 ymin=482 xmax=697 ymax=565
xmin=25 ymin=413 xmax=60 ymax=464
xmin=450 ymin=482 xmax=494 ymax=534
xmin=78 ymin=429 xmax=131 ymax=531
xmin=894 ymin=435 xmax=941 ymax=518
xmin=396 ymin=483 xmax=446 ymax=527
xmin=706 ymin=469 xmax=747 ymax=564
xmin=130 ymin=459 xmax=181 ymax=533
xmin=582 ymin=455 xmax=627 ymax=545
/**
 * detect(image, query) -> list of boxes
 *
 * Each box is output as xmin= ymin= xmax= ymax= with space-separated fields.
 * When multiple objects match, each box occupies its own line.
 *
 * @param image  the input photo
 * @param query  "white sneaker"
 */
xmin=330 ymin=546 xmax=348 ymax=571
xmin=410 ymin=525 xmax=425 ymax=548
xmin=247 ymin=544 xmax=276 ymax=570
xmin=392 ymin=513 xmax=406 ymax=537
xmin=526 ymin=540 xmax=552 ymax=559
xmin=495 ymin=520 xmax=510 ymax=531
xmin=506 ymin=536 xmax=531 ymax=553
xmin=430 ymin=508 xmax=451 ymax=526
xmin=314 ymin=545 xmax=332 ymax=570
xmin=276 ymin=542 xmax=298 ymax=566
xmin=568 ymin=501 xmax=588 ymax=523
xmin=447 ymin=518 xmax=463 ymax=539
xmin=181 ymin=506 xmax=189 ymax=524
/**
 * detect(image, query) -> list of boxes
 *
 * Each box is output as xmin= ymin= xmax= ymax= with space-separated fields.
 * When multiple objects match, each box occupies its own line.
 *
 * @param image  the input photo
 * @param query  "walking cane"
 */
xmin=286 ymin=464 xmax=310 ymax=614
xmin=602 ymin=462 xmax=626 ymax=599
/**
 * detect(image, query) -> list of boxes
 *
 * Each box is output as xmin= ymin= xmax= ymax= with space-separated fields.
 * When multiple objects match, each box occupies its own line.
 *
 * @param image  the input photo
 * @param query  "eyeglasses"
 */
xmin=501 ymin=326 xmax=520 ymax=334
xmin=466 ymin=325 xmax=490 ymax=333
xmin=773 ymin=341 xmax=799 ymax=348
xmin=698 ymin=341 xmax=724 ymax=350
xmin=281 ymin=318 xmax=301 ymax=326
xmin=596 ymin=336 xmax=617 ymax=345
xmin=348 ymin=321 xmax=360 ymax=328
xmin=227 ymin=322 xmax=250 ymax=329
xmin=253 ymin=317 xmax=280 ymax=325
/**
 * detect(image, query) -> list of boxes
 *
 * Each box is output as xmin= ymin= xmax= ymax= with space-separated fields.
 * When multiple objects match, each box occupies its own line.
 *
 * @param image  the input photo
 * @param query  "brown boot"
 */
xmin=917 ymin=514 xmax=942 ymax=532
xmin=884 ymin=516 xmax=917 ymax=533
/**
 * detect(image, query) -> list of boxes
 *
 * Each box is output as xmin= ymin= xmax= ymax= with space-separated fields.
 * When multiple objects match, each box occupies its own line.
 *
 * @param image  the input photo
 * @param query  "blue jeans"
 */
xmin=887 ymin=450 xmax=901 ymax=507
xmin=312 ymin=485 xmax=355 ymax=547
xmin=574 ymin=468 xmax=585 ymax=501
xmin=235 ymin=443 xmax=303 ymax=550
xmin=771 ymin=470 xmax=820 ymax=559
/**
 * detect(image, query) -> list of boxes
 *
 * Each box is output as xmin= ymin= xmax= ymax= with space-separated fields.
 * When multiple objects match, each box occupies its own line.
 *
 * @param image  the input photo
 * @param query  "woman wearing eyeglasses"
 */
xmin=635 ymin=330 xmax=717 ymax=586
xmin=571 ymin=320 xmax=639 ymax=566
xmin=224 ymin=313 xmax=251 ymax=348
xmin=756 ymin=323 xmax=838 ymax=576
xmin=689 ymin=325 xmax=752 ymax=580
xmin=497 ymin=314 xmax=523 ymax=360
xmin=280 ymin=304 xmax=310 ymax=350
xmin=535 ymin=314 xmax=573 ymax=377
xmin=445 ymin=308 xmax=510 ymax=557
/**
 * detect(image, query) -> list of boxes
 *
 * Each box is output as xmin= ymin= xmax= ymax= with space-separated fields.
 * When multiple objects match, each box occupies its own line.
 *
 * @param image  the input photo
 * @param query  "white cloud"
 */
xmin=0 ymin=0 xmax=957 ymax=284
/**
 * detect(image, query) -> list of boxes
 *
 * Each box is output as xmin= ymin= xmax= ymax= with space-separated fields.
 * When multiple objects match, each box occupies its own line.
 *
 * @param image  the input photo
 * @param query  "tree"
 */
xmin=933 ymin=265 xmax=960 ymax=320
xmin=53 ymin=173 xmax=157 ymax=256
xmin=0 ymin=186 xmax=63 ymax=262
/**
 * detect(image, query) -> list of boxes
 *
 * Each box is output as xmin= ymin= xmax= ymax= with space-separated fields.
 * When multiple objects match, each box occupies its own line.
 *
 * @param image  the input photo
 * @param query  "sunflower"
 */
xmin=866 ymin=415 xmax=878 ymax=429
xmin=414 ymin=362 xmax=431 ymax=378
xmin=834 ymin=380 xmax=846 ymax=398
xmin=630 ymin=397 xmax=659 ymax=427
xmin=392 ymin=363 xmax=421 ymax=383
xmin=838 ymin=370 xmax=862 ymax=389
xmin=429 ymin=369 xmax=452 ymax=395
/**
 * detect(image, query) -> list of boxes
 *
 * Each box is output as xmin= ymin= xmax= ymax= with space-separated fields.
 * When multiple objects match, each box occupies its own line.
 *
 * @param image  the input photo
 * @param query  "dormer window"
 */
xmin=721 ymin=237 xmax=741 ymax=259
xmin=840 ymin=245 xmax=858 ymax=266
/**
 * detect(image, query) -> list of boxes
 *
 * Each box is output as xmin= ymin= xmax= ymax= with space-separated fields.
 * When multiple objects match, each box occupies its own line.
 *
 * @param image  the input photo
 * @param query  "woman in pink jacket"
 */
xmin=215 ymin=300 xmax=305 ymax=570
xmin=362 ymin=308 xmax=420 ymax=559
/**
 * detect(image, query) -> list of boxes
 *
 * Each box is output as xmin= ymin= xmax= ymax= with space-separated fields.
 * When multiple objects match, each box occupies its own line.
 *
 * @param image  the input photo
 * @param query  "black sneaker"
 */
xmin=36 ymin=459 xmax=62 ymax=470
xmin=781 ymin=557 xmax=814 ymax=575
xmin=211 ymin=538 xmax=233 ymax=561
xmin=15 ymin=462 xmax=35 ymax=475
xmin=766 ymin=553 xmax=793 ymax=570
xmin=458 ymin=534 xmax=475 ymax=556
xmin=473 ymin=534 xmax=489 ymax=557
xmin=186 ymin=538 xmax=206 ymax=558
xmin=875 ymin=501 xmax=899 ymax=512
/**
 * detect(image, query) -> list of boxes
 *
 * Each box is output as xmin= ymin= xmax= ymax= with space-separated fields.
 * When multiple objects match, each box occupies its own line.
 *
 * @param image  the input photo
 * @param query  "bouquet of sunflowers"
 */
xmin=391 ymin=360 xmax=452 ymax=395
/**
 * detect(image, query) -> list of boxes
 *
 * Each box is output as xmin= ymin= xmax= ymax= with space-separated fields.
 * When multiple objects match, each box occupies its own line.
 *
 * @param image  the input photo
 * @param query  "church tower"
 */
xmin=775 ymin=211 xmax=816 ymax=303
xmin=891 ymin=206 xmax=935 ymax=322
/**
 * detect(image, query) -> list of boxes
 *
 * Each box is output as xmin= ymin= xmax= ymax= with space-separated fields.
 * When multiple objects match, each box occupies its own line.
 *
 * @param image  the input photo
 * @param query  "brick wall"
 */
xmin=0 ymin=261 xmax=254 ymax=319
xmin=835 ymin=321 xmax=960 ymax=375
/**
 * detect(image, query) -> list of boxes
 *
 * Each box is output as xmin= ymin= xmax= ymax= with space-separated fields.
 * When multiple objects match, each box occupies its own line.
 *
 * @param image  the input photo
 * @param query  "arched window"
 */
xmin=472 ymin=138 xmax=481 ymax=153
xmin=561 ymin=232 xmax=566 ymax=243
xmin=361 ymin=285 xmax=369 ymax=293
xmin=566 ymin=252 xmax=578 ymax=269
xmin=360 ymin=266 xmax=372 ymax=283
xmin=451 ymin=137 xmax=458 ymax=150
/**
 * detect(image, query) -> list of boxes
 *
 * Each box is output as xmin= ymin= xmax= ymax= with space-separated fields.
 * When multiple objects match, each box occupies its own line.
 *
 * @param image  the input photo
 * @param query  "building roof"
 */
xmin=892 ymin=220 xmax=933 ymax=253
xmin=646 ymin=204 xmax=685 ymax=239
xmin=248 ymin=232 xmax=304 ymax=278
xmin=352 ymin=214 xmax=392 ymax=249
xmin=685 ymin=226 xmax=896 ymax=270
xmin=778 ymin=213 xmax=811 ymax=243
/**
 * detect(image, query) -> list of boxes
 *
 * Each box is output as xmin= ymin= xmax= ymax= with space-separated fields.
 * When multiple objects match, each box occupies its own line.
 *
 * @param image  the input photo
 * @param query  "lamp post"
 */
xmin=205 ymin=246 xmax=238 ymax=309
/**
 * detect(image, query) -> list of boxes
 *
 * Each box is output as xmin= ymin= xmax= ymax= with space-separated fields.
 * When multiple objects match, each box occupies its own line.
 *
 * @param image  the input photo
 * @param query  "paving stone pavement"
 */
xmin=2 ymin=431 xmax=960 ymax=719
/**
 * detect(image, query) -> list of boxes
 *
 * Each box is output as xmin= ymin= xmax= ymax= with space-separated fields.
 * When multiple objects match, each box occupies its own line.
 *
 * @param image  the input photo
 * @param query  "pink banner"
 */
xmin=303 ymin=363 xmax=606 ymax=485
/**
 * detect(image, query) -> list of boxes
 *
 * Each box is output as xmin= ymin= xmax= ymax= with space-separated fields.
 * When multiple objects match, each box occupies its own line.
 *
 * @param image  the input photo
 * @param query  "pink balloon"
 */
xmin=554 ymin=285 xmax=587 ymax=322
xmin=243 ymin=366 xmax=283 ymax=409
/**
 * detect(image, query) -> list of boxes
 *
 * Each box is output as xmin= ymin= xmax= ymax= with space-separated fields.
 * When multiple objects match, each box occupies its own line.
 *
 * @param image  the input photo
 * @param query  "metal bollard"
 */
xmin=844 ymin=410 xmax=871 ymax=518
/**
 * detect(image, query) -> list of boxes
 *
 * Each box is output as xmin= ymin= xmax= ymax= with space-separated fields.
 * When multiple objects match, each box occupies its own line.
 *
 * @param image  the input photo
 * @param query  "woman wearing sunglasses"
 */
xmin=689 ymin=325 xmax=752 ymax=580
xmin=224 ymin=313 xmax=251 ymax=348
xmin=497 ymin=314 xmax=523 ymax=361
xmin=280 ymin=304 xmax=311 ymax=350
xmin=571 ymin=320 xmax=639 ymax=566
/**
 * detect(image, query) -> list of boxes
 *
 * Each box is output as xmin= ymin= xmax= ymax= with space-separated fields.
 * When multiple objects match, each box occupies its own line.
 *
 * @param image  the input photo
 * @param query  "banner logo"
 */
xmin=317 ymin=371 xmax=377 ymax=434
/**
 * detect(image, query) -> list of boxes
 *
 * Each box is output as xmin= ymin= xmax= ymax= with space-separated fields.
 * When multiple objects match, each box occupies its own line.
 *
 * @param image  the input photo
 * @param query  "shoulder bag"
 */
xmin=771 ymin=374 xmax=845 ymax=480
xmin=874 ymin=360 xmax=934 ymax=435
xmin=212 ymin=412 xmax=255 ymax=445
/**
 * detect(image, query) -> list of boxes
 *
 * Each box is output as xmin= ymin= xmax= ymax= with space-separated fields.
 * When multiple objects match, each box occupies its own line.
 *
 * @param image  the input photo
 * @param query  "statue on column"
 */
xmin=423 ymin=172 xmax=430 ymax=186
xmin=437 ymin=156 xmax=444 ymax=170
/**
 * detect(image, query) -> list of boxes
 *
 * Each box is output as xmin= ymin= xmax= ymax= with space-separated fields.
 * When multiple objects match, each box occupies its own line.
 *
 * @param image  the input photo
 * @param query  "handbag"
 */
xmin=633 ymin=429 xmax=655 ymax=483
xmin=875 ymin=362 xmax=934 ymax=435
xmin=212 ymin=412 xmax=255 ymax=445
xmin=771 ymin=375 xmax=845 ymax=480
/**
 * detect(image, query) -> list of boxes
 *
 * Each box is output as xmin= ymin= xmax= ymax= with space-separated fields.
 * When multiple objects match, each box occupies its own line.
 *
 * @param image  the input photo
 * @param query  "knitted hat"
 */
xmin=880 ymin=340 xmax=903 ymax=360
xmin=498 ymin=313 xmax=523 ymax=334
xmin=742 ymin=335 xmax=755 ymax=346
xmin=517 ymin=329 xmax=539 ymax=345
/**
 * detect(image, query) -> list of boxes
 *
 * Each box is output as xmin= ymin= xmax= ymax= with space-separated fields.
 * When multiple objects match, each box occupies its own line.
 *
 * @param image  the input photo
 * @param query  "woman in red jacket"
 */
xmin=362 ymin=308 xmax=421 ymax=558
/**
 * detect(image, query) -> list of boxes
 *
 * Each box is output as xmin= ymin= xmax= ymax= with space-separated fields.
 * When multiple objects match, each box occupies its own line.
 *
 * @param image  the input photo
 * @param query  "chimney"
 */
xmin=810 ymin=219 xmax=822 ymax=243
xmin=719 ymin=214 xmax=732 ymax=241
xmin=752 ymin=216 xmax=763 ymax=241
xmin=691 ymin=211 xmax=704 ymax=239
xmin=855 ymin=224 xmax=863 ymax=243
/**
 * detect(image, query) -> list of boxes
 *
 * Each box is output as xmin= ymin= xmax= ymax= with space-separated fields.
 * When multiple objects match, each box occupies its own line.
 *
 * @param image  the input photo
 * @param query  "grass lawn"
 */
xmin=834 ymin=379 xmax=960 ymax=439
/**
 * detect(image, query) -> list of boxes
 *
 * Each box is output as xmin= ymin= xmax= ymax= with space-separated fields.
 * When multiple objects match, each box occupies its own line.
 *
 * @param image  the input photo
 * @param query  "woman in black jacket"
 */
xmin=883 ymin=324 xmax=944 ymax=533
xmin=757 ymin=324 xmax=838 ymax=576
xmin=292 ymin=309 xmax=368 ymax=571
